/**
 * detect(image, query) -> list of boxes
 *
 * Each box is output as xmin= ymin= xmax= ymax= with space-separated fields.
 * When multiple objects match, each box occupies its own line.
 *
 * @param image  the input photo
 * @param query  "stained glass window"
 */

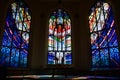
xmin=0 ymin=1 xmax=31 ymax=67
xmin=89 ymin=1 xmax=120 ymax=68
xmin=48 ymin=9 xmax=72 ymax=64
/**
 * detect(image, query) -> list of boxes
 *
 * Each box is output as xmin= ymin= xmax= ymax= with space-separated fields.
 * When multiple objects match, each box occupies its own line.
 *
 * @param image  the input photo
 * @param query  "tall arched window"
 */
xmin=0 ymin=0 xmax=31 ymax=67
xmin=89 ymin=1 xmax=120 ymax=68
xmin=48 ymin=9 xmax=72 ymax=64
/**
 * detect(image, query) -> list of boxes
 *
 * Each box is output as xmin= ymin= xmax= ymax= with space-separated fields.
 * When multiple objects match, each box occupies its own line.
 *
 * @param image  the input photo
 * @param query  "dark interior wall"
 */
xmin=0 ymin=0 xmax=120 ymax=70
xmin=0 ymin=0 xmax=8 ymax=45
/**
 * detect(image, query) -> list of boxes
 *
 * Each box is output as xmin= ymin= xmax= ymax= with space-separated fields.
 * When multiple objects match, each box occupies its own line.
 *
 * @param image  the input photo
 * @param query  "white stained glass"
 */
xmin=56 ymin=52 xmax=63 ymax=64
xmin=62 ymin=29 xmax=65 ymax=36
xmin=62 ymin=38 xmax=65 ymax=51
xmin=67 ymin=19 xmax=71 ymax=26
xmin=93 ymin=23 xmax=97 ymax=31
xmin=58 ymin=42 xmax=61 ymax=51
xmin=54 ymin=29 xmax=57 ymax=36
xmin=49 ymin=36 xmax=53 ymax=40
xmin=104 ymin=3 xmax=109 ymax=11
xmin=96 ymin=8 xmax=100 ymax=21
xmin=57 ymin=17 xmax=63 ymax=24
xmin=49 ymin=28 xmax=53 ymax=34
xmin=89 ymin=12 xmax=94 ymax=20
xmin=16 ymin=22 xmax=22 ymax=30
xmin=12 ymin=13 xmax=16 ymax=19
xmin=48 ymin=39 xmax=52 ymax=46
xmin=100 ymin=11 xmax=105 ymax=21
xmin=22 ymin=32 xmax=29 ymax=43
xmin=91 ymin=33 xmax=98 ymax=41
xmin=27 ymin=15 xmax=31 ymax=21
xmin=19 ymin=8 xmax=24 ymax=21
xmin=97 ymin=22 xmax=102 ymax=30
xmin=98 ymin=12 xmax=105 ymax=30
xmin=54 ymin=40 xmax=57 ymax=51
xmin=48 ymin=47 xmax=53 ymax=51
xmin=66 ymin=28 xmax=71 ymax=34
xmin=49 ymin=18 xmax=53 ymax=23
xmin=11 ymin=3 xmax=17 ymax=13
xmin=67 ymin=47 xmax=71 ymax=51
xmin=66 ymin=37 xmax=71 ymax=40
xmin=15 ymin=12 xmax=20 ymax=22
xmin=23 ymin=22 xmax=27 ymax=31
xmin=18 ymin=22 xmax=23 ymax=30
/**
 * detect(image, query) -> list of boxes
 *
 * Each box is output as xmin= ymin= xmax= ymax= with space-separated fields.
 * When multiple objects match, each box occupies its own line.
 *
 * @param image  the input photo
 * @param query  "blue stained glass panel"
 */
xmin=2 ymin=31 xmax=12 ymax=46
xmin=105 ymin=11 xmax=114 ymax=29
xmin=100 ymin=49 xmax=109 ymax=67
xmin=48 ymin=52 xmax=55 ymax=64
xmin=65 ymin=52 xmax=72 ymax=64
xmin=109 ymin=48 xmax=120 ymax=67
xmin=108 ymin=28 xmax=118 ymax=47
xmin=12 ymin=31 xmax=21 ymax=48
xmin=0 ymin=47 xmax=10 ymax=66
xmin=20 ymin=49 xmax=28 ymax=67
xmin=10 ymin=48 xmax=19 ymax=67
xmin=98 ymin=30 xmax=108 ymax=48
xmin=92 ymin=49 xmax=100 ymax=67
xmin=6 ymin=14 xmax=15 ymax=28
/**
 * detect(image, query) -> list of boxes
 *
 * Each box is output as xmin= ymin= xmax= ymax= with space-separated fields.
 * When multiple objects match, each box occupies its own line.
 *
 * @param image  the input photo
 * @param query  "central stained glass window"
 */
xmin=89 ymin=1 xmax=120 ymax=68
xmin=48 ymin=9 xmax=72 ymax=64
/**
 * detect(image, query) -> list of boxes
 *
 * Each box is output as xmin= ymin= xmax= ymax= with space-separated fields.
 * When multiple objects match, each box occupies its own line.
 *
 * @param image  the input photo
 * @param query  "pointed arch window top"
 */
xmin=49 ymin=9 xmax=71 ymax=25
